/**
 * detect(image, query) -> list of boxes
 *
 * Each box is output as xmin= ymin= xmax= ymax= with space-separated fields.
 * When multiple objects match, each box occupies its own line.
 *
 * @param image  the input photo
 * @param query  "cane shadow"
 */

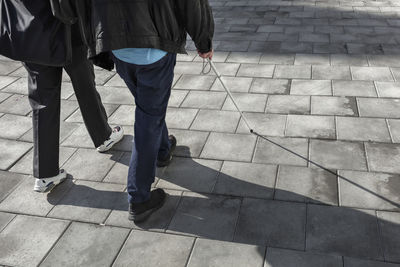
xmin=48 ymin=145 xmax=400 ymax=263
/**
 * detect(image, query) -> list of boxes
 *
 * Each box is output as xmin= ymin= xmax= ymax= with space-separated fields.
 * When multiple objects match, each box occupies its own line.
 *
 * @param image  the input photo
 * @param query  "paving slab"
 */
xmin=333 ymin=80 xmax=377 ymax=97
xmin=181 ymin=91 xmax=226 ymax=109
xmin=339 ymin=170 xmax=400 ymax=211
xmin=276 ymin=166 xmax=338 ymax=205
xmin=0 ymin=171 xmax=24 ymax=203
xmin=60 ymin=123 xmax=97 ymax=149
xmin=351 ymin=67 xmax=394 ymax=81
xmin=274 ymin=65 xmax=311 ymax=79
xmin=265 ymin=247 xmax=343 ymax=267
xmin=0 ymin=215 xmax=69 ymax=267
xmin=344 ymin=257 xmax=400 ymax=267
xmin=166 ymin=107 xmax=198 ymax=129
xmin=0 ymin=76 xmax=18 ymax=90
xmin=60 ymin=100 xmax=79 ymax=121
xmin=174 ymin=74 xmax=216 ymax=90
xmin=0 ymin=94 xmax=31 ymax=115
xmin=213 ymin=161 xmax=276 ymax=198
xmin=62 ymin=148 xmax=122 ymax=181
xmin=0 ymin=114 xmax=31 ymax=139
xmin=0 ymin=212 xmax=15 ymax=232
xmin=365 ymin=143 xmax=400 ymax=174
xmin=0 ymin=61 xmax=21 ymax=76
xmin=40 ymin=222 xmax=129 ymax=267
xmin=376 ymin=211 xmax=400 ymax=263
xmin=237 ymin=64 xmax=275 ymax=78
xmin=312 ymin=66 xmax=351 ymax=80
xmin=201 ymin=132 xmax=257 ymax=162
xmin=286 ymin=115 xmax=336 ymax=139
xmin=187 ymin=238 xmax=265 ymax=267
xmin=368 ymin=55 xmax=400 ymax=67
xmin=330 ymin=54 xmax=368 ymax=66
xmin=306 ymin=205 xmax=383 ymax=260
xmin=106 ymin=189 xmax=181 ymax=231
xmin=0 ymin=139 xmax=32 ymax=170
xmin=1 ymin=77 xmax=27 ymax=95
xmin=157 ymin=157 xmax=222 ymax=193
xmin=311 ymin=96 xmax=358 ymax=116
xmin=107 ymin=105 xmax=135 ymax=126
xmin=253 ymin=137 xmax=309 ymax=166
xmin=0 ymin=92 xmax=11 ymax=104
xmin=226 ymin=52 xmax=262 ymax=63
xmin=168 ymin=90 xmax=188 ymax=107
xmin=310 ymin=140 xmax=367 ymax=171
xmin=388 ymin=119 xmax=400 ymax=143
xmin=337 ymin=117 xmax=391 ymax=142
xmin=113 ymin=230 xmax=194 ymax=267
xmin=294 ymin=54 xmax=330 ymax=65
xmin=266 ymin=95 xmax=310 ymax=114
xmin=259 ymin=53 xmax=295 ymax=65
xmin=48 ymin=180 xmax=125 ymax=223
xmin=222 ymin=92 xmax=267 ymax=112
xmin=236 ymin=112 xmax=287 ymax=136
xmin=249 ymin=78 xmax=289 ymax=94
xmin=167 ymin=129 xmax=209 ymax=157
xmin=167 ymin=192 xmax=241 ymax=241
xmin=102 ymin=152 xmax=130 ymax=184
xmin=375 ymin=82 xmax=400 ymax=98
xmin=358 ymin=98 xmax=400 ymax=118
xmin=190 ymin=110 xmax=240 ymax=133
xmin=234 ymin=198 xmax=306 ymax=249
xmin=65 ymin=103 xmax=118 ymax=124
xmin=290 ymin=79 xmax=332 ymax=95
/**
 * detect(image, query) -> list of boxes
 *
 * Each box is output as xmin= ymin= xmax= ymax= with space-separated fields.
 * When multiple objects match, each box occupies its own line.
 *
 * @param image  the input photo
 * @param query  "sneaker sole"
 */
xmin=128 ymin=193 xmax=167 ymax=223
xmin=34 ymin=177 xmax=67 ymax=193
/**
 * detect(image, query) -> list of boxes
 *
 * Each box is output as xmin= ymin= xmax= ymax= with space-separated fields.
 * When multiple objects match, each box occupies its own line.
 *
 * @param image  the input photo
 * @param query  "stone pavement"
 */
xmin=1 ymin=0 xmax=400 ymax=266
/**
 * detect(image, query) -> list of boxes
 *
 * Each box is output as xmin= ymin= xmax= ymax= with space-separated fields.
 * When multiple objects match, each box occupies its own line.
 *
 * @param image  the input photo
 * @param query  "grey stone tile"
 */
xmin=266 ymin=95 xmax=310 ymax=114
xmin=157 ymin=157 xmax=222 ymax=193
xmin=205 ymin=62 xmax=240 ymax=77
xmin=168 ymin=129 xmax=209 ymax=157
xmin=201 ymin=132 xmax=257 ymax=162
xmin=299 ymin=33 xmax=330 ymax=43
xmin=166 ymin=107 xmax=198 ymax=129
xmin=257 ymin=25 xmax=285 ymax=33
xmin=226 ymin=52 xmax=262 ymax=63
xmin=168 ymin=90 xmax=188 ymax=107
xmin=222 ymin=93 xmax=267 ymax=112
xmin=268 ymin=33 xmax=299 ymax=42
xmin=351 ymin=67 xmax=394 ymax=82
xmin=311 ymin=96 xmax=358 ymax=116
xmin=375 ymin=82 xmax=400 ymax=98
xmin=105 ymin=189 xmax=181 ymax=231
xmin=344 ymin=257 xmax=400 ymax=267
xmin=63 ymin=69 xmax=115 ymax=86
xmin=40 ymin=222 xmax=129 ymax=267
xmin=181 ymin=91 xmax=226 ymax=109
xmin=173 ymin=62 xmax=205 ymax=75
xmin=193 ymin=52 xmax=229 ymax=63
xmin=276 ymin=166 xmax=338 ymax=205
xmin=0 ymin=92 xmax=11 ymax=104
xmin=62 ymin=148 xmax=122 ymax=181
xmin=0 ymin=61 xmax=21 ymax=75
xmin=331 ymin=54 xmax=368 ymax=66
xmin=214 ymin=161 xmax=276 ymax=199
xmin=313 ymin=66 xmax=351 ymax=80
xmin=95 ymin=86 xmax=134 ymax=105
xmin=310 ymin=140 xmax=367 ymax=171
xmin=0 ymin=76 xmax=18 ymax=90
xmin=48 ymin=180 xmax=125 ymax=223
xmin=392 ymin=68 xmax=400 ymax=82
xmin=315 ymin=25 xmax=344 ymax=34
xmin=308 ymin=205 xmax=383 ymax=260
xmin=236 ymin=113 xmax=287 ymax=136
xmin=60 ymin=83 xmax=76 ymax=100
xmin=286 ymin=115 xmax=335 ymax=139
xmin=337 ymin=117 xmax=391 ymax=142
xmin=388 ymin=119 xmax=400 ymax=143
xmin=368 ymin=55 xmax=400 ymax=67
xmin=0 ymin=139 xmax=32 ymax=170
xmin=65 ymin=103 xmax=117 ymax=123
xmin=358 ymin=98 xmax=400 ymax=118
xmin=365 ymin=143 xmax=400 ymax=173
xmin=188 ymin=239 xmax=265 ymax=267
xmin=280 ymin=42 xmax=313 ymax=54
xmin=113 ymin=230 xmax=194 ymax=267
xmin=10 ymin=146 xmax=76 ymax=176
xmin=0 ymin=114 xmax=31 ymax=139
xmin=0 ymin=212 xmax=15 ymax=232
xmin=174 ymin=74 xmax=216 ymax=90
xmin=249 ymin=78 xmax=289 ymax=94
xmin=274 ymin=65 xmax=312 ymax=79
xmin=0 ymin=215 xmax=69 ymax=267
xmin=0 ymin=177 xmax=73 ymax=216
xmin=235 ymin=198 xmax=306 ymax=249
xmin=102 ymin=152 xmax=131 ymax=184
xmin=237 ymin=64 xmax=275 ymax=78
xmin=190 ymin=110 xmax=240 ymax=133
xmin=167 ymin=192 xmax=241 ymax=241
xmin=291 ymin=79 xmax=332 ymax=95
xmin=103 ymin=74 xmax=126 ymax=87
xmin=1 ymin=78 xmax=27 ymax=95
xmin=108 ymin=105 xmax=135 ymax=126
xmin=259 ymin=54 xmax=295 ymax=65
xmin=294 ymin=54 xmax=330 ymax=65
xmin=377 ymin=211 xmax=400 ymax=263
xmin=0 ymin=171 xmax=24 ymax=202
xmin=60 ymin=100 xmax=79 ymax=121
xmin=60 ymin=123 xmax=96 ymax=149
xmin=313 ymin=43 xmax=347 ymax=54
xmin=0 ymin=94 xmax=31 ymax=115
xmin=216 ymin=41 xmax=251 ymax=52
xmin=333 ymin=80 xmax=377 ymax=97
xmin=265 ymin=247 xmax=343 ymax=267
xmin=248 ymin=41 xmax=281 ymax=53
xmin=211 ymin=76 xmax=253 ymax=93
xmin=339 ymin=170 xmax=400 ymax=211
xmin=253 ymin=137 xmax=308 ymax=166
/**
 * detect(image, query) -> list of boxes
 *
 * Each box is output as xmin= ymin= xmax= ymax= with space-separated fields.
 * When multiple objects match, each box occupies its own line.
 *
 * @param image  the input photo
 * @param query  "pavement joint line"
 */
xmin=0 ymin=212 xmax=16 ymax=234
xmin=109 ymin=228 xmax=132 ymax=267
xmin=375 ymin=209 xmax=387 ymax=262
xmin=163 ymin=190 xmax=184 ymax=233
xmin=183 ymin=237 xmax=197 ymax=267
xmin=363 ymin=141 xmax=371 ymax=172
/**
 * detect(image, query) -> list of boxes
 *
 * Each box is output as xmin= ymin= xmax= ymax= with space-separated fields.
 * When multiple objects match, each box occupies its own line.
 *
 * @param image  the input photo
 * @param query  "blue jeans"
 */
xmin=113 ymin=53 xmax=176 ymax=203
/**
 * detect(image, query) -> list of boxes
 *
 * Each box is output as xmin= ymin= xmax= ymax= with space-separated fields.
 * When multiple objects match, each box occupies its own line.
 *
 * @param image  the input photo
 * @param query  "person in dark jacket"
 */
xmin=20 ymin=2 xmax=125 ymax=193
xmin=85 ymin=0 xmax=214 ymax=222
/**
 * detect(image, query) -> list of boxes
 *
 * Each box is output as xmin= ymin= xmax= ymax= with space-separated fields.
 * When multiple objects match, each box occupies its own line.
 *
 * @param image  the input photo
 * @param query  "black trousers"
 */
xmin=24 ymin=45 xmax=112 ymax=178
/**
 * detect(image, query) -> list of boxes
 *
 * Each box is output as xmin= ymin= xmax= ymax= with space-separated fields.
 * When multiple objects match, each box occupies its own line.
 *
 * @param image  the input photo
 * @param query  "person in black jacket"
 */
xmin=83 ymin=0 xmax=214 ymax=222
xmin=19 ymin=2 xmax=125 ymax=193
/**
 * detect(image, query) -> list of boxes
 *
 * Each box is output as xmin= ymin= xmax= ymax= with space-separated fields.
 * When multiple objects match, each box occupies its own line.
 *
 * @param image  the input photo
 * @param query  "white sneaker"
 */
xmin=34 ymin=169 xmax=67 ymax=193
xmin=96 ymin=126 xmax=124 ymax=153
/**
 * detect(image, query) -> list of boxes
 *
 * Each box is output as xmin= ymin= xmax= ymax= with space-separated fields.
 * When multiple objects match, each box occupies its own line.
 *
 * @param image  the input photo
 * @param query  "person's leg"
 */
xmin=64 ymin=45 xmax=112 ymax=147
xmin=114 ymin=53 xmax=176 ymax=204
xmin=24 ymin=62 xmax=62 ymax=179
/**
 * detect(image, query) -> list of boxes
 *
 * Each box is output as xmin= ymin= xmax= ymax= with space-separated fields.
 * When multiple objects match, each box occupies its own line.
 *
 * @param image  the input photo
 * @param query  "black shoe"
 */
xmin=156 ymin=135 xmax=177 ymax=167
xmin=128 ymin=188 xmax=166 ymax=223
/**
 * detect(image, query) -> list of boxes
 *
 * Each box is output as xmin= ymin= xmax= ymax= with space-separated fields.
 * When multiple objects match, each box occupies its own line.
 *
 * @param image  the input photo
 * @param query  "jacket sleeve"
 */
xmin=49 ymin=0 xmax=77 ymax=25
xmin=175 ymin=0 xmax=214 ymax=53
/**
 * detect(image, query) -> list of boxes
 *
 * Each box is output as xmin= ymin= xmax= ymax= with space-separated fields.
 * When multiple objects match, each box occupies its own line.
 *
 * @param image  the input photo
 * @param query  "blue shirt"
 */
xmin=112 ymin=48 xmax=167 ymax=65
